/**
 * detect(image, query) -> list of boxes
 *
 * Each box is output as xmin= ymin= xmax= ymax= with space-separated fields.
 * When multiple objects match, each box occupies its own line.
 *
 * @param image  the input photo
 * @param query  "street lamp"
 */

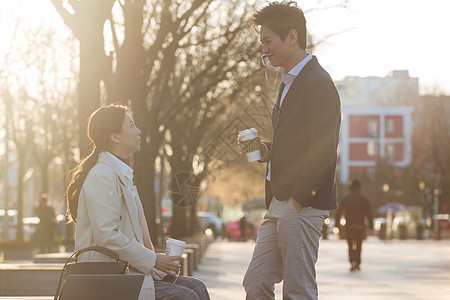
xmin=382 ymin=183 xmax=390 ymax=206
xmin=418 ymin=180 xmax=428 ymax=217
xmin=433 ymin=188 xmax=442 ymax=240
xmin=418 ymin=181 xmax=425 ymax=192
xmin=382 ymin=183 xmax=391 ymax=240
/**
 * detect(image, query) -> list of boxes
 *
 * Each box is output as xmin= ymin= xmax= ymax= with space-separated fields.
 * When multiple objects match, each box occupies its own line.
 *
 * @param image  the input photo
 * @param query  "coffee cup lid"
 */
xmin=238 ymin=128 xmax=257 ymax=137
xmin=166 ymin=238 xmax=186 ymax=247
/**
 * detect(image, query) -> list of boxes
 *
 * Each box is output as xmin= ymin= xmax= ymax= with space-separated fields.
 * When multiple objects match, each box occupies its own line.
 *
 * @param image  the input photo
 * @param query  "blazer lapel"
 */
xmin=98 ymin=153 xmax=144 ymax=244
xmin=272 ymin=82 xmax=286 ymax=130
xmin=273 ymin=56 xmax=318 ymax=133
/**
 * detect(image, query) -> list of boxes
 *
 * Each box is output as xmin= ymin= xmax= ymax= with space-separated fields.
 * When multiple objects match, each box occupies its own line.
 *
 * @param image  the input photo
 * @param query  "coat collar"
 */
xmin=98 ymin=152 xmax=132 ymax=185
xmin=97 ymin=152 xmax=144 ymax=244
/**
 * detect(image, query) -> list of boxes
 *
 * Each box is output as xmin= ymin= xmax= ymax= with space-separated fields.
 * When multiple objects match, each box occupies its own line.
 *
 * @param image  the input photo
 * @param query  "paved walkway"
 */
xmin=1 ymin=237 xmax=448 ymax=300
xmin=194 ymin=236 xmax=450 ymax=300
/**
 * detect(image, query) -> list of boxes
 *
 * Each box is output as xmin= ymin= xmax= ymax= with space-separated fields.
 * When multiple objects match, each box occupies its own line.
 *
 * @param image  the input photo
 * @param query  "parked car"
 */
xmin=0 ymin=210 xmax=40 ymax=241
xmin=226 ymin=221 xmax=241 ymax=241
xmin=160 ymin=211 xmax=224 ymax=238
xmin=197 ymin=211 xmax=224 ymax=238
xmin=0 ymin=209 xmax=18 ymax=240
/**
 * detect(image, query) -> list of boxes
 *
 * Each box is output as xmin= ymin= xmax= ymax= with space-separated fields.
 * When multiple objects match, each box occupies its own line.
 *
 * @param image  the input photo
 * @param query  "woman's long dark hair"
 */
xmin=66 ymin=104 xmax=127 ymax=222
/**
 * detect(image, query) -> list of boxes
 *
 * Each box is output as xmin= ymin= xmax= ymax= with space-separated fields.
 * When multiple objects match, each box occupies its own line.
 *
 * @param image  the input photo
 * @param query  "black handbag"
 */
xmin=54 ymin=246 xmax=130 ymax=300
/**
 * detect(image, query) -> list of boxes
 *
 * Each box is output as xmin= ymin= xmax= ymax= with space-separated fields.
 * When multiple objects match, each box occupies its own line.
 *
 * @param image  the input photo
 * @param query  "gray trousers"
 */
xmin=154 ymin=276 xmax=210 ymax=300
xmin=243 ymin=198 xmax=328 ymax=300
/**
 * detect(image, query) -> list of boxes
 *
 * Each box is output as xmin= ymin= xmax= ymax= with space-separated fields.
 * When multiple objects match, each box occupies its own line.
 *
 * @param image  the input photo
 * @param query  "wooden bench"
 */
xmin=0 ymin=297 xmax=54 ymax=300
xmin=32 ymin=252 xmax=71 ymax=264
xmin=182 ymin=249 xmax=195 ymax=275
xmin=0 ymin=263 xmax=62 ymax=296
xmin=185 ymin=243 xmax=201 ymax=270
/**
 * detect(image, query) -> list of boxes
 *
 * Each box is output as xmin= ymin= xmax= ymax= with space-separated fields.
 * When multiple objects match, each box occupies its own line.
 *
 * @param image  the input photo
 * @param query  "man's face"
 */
xmin=259 ymin=25 xmax=291 ymax=71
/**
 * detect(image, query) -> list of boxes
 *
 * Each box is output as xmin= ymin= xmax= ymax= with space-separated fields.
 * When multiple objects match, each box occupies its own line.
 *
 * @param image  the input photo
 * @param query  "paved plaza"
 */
xmin=1 ymin=236 xmax=448 ymax=300
xmin=194 ymin=236 xmax=450 ymax=300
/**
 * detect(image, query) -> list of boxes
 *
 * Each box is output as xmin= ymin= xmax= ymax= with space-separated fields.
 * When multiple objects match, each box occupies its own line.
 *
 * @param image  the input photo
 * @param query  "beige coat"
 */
xmin=75 ymin=152 xmax=156 ymax=300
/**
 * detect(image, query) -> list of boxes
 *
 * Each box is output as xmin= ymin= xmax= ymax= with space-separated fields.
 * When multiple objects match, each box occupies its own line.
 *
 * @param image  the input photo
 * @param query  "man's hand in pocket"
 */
xmin=290 ymin=197 xmax=303 ymax=212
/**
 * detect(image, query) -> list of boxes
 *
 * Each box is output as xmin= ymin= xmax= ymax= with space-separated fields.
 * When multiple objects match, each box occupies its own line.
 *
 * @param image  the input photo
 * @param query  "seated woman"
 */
xmin=66 ymin=104 xmax=210 ymax=300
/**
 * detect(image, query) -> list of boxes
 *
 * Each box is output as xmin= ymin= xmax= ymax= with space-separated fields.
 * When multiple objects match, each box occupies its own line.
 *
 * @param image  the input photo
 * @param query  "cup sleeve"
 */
xmin=258 ymin=142 xmax=271 ymax=163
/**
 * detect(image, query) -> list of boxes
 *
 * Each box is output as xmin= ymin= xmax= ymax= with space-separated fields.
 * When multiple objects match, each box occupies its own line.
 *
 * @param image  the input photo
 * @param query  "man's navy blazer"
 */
xmin=264 ymin=56 xmax=341 ymax=210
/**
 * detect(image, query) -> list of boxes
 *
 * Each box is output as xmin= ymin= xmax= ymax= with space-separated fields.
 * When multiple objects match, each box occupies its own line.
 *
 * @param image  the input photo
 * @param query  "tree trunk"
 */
xmin=169 ymin=161 xmax=194 ymax=239
xmin=133 ymin=140 xmax=160 ymax=245
xmin=15 ymin=148 xmax=27 ymax=242
xmin=40 ymin=162 xmax=49 ymax=196
xmin=50 ymin=0 xmax=112 ymax=156
xmin=78 ymin=34 xmax=103 ymax=155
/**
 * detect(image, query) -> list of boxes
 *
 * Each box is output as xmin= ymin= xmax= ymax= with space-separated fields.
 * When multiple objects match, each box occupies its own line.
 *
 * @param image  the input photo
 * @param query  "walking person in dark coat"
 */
xmin=336 ymin=179 xmax=373 ymax=271
xmin=35 ymin=194 xmax=56 ymax=253
xmin=239 ymin=214 xmax=248 ymax=242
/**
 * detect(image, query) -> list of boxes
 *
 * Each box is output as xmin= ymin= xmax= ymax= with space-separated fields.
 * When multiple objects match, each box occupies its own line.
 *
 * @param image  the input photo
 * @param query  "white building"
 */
xmin=336 ymin=70 xmax=419 ymax=106
xmin=336 ymin=70 xmax=417 ymax=183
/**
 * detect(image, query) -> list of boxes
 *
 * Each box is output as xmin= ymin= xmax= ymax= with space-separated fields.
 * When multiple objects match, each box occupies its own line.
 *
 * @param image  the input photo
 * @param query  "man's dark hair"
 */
xmin=250 ymin=1 xmax=307 ymax=49
xmin=349 ymin=179 xmax=362 ymax=192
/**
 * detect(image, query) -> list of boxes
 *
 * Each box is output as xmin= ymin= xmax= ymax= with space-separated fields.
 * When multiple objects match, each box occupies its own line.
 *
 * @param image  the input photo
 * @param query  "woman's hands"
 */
xmin=155 ymin=253 xmax=182 ymax=276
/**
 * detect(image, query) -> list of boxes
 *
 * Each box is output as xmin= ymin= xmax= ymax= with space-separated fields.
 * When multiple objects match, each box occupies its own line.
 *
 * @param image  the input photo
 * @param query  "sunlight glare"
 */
xmin=0 ymin=0 xmax=64 ymax=56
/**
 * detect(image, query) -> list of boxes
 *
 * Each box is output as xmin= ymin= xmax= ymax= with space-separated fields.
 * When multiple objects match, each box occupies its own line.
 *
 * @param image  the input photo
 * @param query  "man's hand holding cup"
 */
xmin=237 ymin=128 xmax=264 ymax=162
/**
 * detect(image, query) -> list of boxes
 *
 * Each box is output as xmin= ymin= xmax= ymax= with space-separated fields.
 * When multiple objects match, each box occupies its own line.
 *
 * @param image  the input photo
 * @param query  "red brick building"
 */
xmin=339 ymin=106 xmax=414 ymax=183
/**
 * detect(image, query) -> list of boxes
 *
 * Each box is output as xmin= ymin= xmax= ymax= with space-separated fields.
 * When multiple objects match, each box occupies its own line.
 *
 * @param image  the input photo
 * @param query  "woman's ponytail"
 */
xmin=65 ymin=104 xmax=126 ymax=223
xmin=66 ymin=147 xmax=102 ymax=222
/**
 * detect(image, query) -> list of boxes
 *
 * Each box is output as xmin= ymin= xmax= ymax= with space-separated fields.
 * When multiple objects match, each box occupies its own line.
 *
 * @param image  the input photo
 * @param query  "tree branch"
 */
xmin=49 ymin=0 xmax=78 ymax=37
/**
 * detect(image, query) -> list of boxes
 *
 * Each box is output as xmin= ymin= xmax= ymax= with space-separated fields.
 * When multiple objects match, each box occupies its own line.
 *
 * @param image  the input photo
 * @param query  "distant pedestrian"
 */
xmin=321 ymin=221 xmax=329 ymax=240
xmin=239 ymin=214 xmax=248 ymax=241
xmin=335 ymin=179 xmax=373 ymax=271
xmin=35 ymin=194 xmax=56 ymax=253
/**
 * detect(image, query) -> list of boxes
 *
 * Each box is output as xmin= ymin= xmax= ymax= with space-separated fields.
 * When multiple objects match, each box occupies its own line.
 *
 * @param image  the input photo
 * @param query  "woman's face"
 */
xmin=115 ymin=113 xmax=142 ymax=155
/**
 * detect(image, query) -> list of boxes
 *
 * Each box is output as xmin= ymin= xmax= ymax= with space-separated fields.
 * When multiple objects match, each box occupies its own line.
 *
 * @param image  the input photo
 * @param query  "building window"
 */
xmin=386 ymin=118 xmax=395 ymax=133
xmin=367 ymin=119 xmax=378 ymax=137
xmin=386 ymin=144 xmax=395 ymax=160
xmin=367 ymin=142 xmax=377 ymax=156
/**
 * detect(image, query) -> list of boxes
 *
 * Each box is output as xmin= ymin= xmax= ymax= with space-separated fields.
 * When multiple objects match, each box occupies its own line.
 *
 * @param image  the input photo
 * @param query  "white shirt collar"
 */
xmin=104 ymin=151 xmax=134 ymax=182
xmin=282 ymin=53 xmax=312 ymax=86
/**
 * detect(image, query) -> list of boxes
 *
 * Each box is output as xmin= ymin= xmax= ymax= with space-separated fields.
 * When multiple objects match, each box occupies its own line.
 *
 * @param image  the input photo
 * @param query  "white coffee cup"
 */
xmin=166 ymin=238 xmax=186 ymax=274
xmin=238 ymin=128 xmax=261 ymax=162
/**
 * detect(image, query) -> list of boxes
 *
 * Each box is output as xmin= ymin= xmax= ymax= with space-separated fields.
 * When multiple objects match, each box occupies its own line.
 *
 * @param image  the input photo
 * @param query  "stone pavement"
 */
xmin=1 ymin=236 xmax=448 ymax=300
xmin=194 ymin=236 xmax=450 ymax=300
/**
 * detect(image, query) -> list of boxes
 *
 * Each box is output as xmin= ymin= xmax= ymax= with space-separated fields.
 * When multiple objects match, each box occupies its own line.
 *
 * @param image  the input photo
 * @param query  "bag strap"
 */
xmin=72 ymin=246 xmax=121 ymax=262
xmin=54 ymin=246 xmax=127 ymax=300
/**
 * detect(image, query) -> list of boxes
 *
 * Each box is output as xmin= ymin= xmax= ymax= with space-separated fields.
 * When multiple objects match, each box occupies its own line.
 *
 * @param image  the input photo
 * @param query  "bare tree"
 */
xmin=0 ymin=14 xmax=78 ymax=241
xmin=50 ymin=0 xmax=115 ymax=155
xmin=412 ymin=95 xmax=450 ymax=213
xmin=100 ymin=0 xmax=268 ymax=240
xmin=49 ymin=0 xmax=353 ymax=242
xmin=1 ymin=88 xmax=34 ymax=241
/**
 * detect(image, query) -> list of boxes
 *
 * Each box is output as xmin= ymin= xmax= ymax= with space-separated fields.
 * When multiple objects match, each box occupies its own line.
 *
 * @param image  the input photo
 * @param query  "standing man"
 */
xmin=239 ymin=213 xmax=248 ymax=241
xmin=335 ymin=179 xmax=373 ymax=271
xmin=238 ymin=2 xmax=341 ymax=299
xmin=35 ymin=194 xmax=56 ymax=253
